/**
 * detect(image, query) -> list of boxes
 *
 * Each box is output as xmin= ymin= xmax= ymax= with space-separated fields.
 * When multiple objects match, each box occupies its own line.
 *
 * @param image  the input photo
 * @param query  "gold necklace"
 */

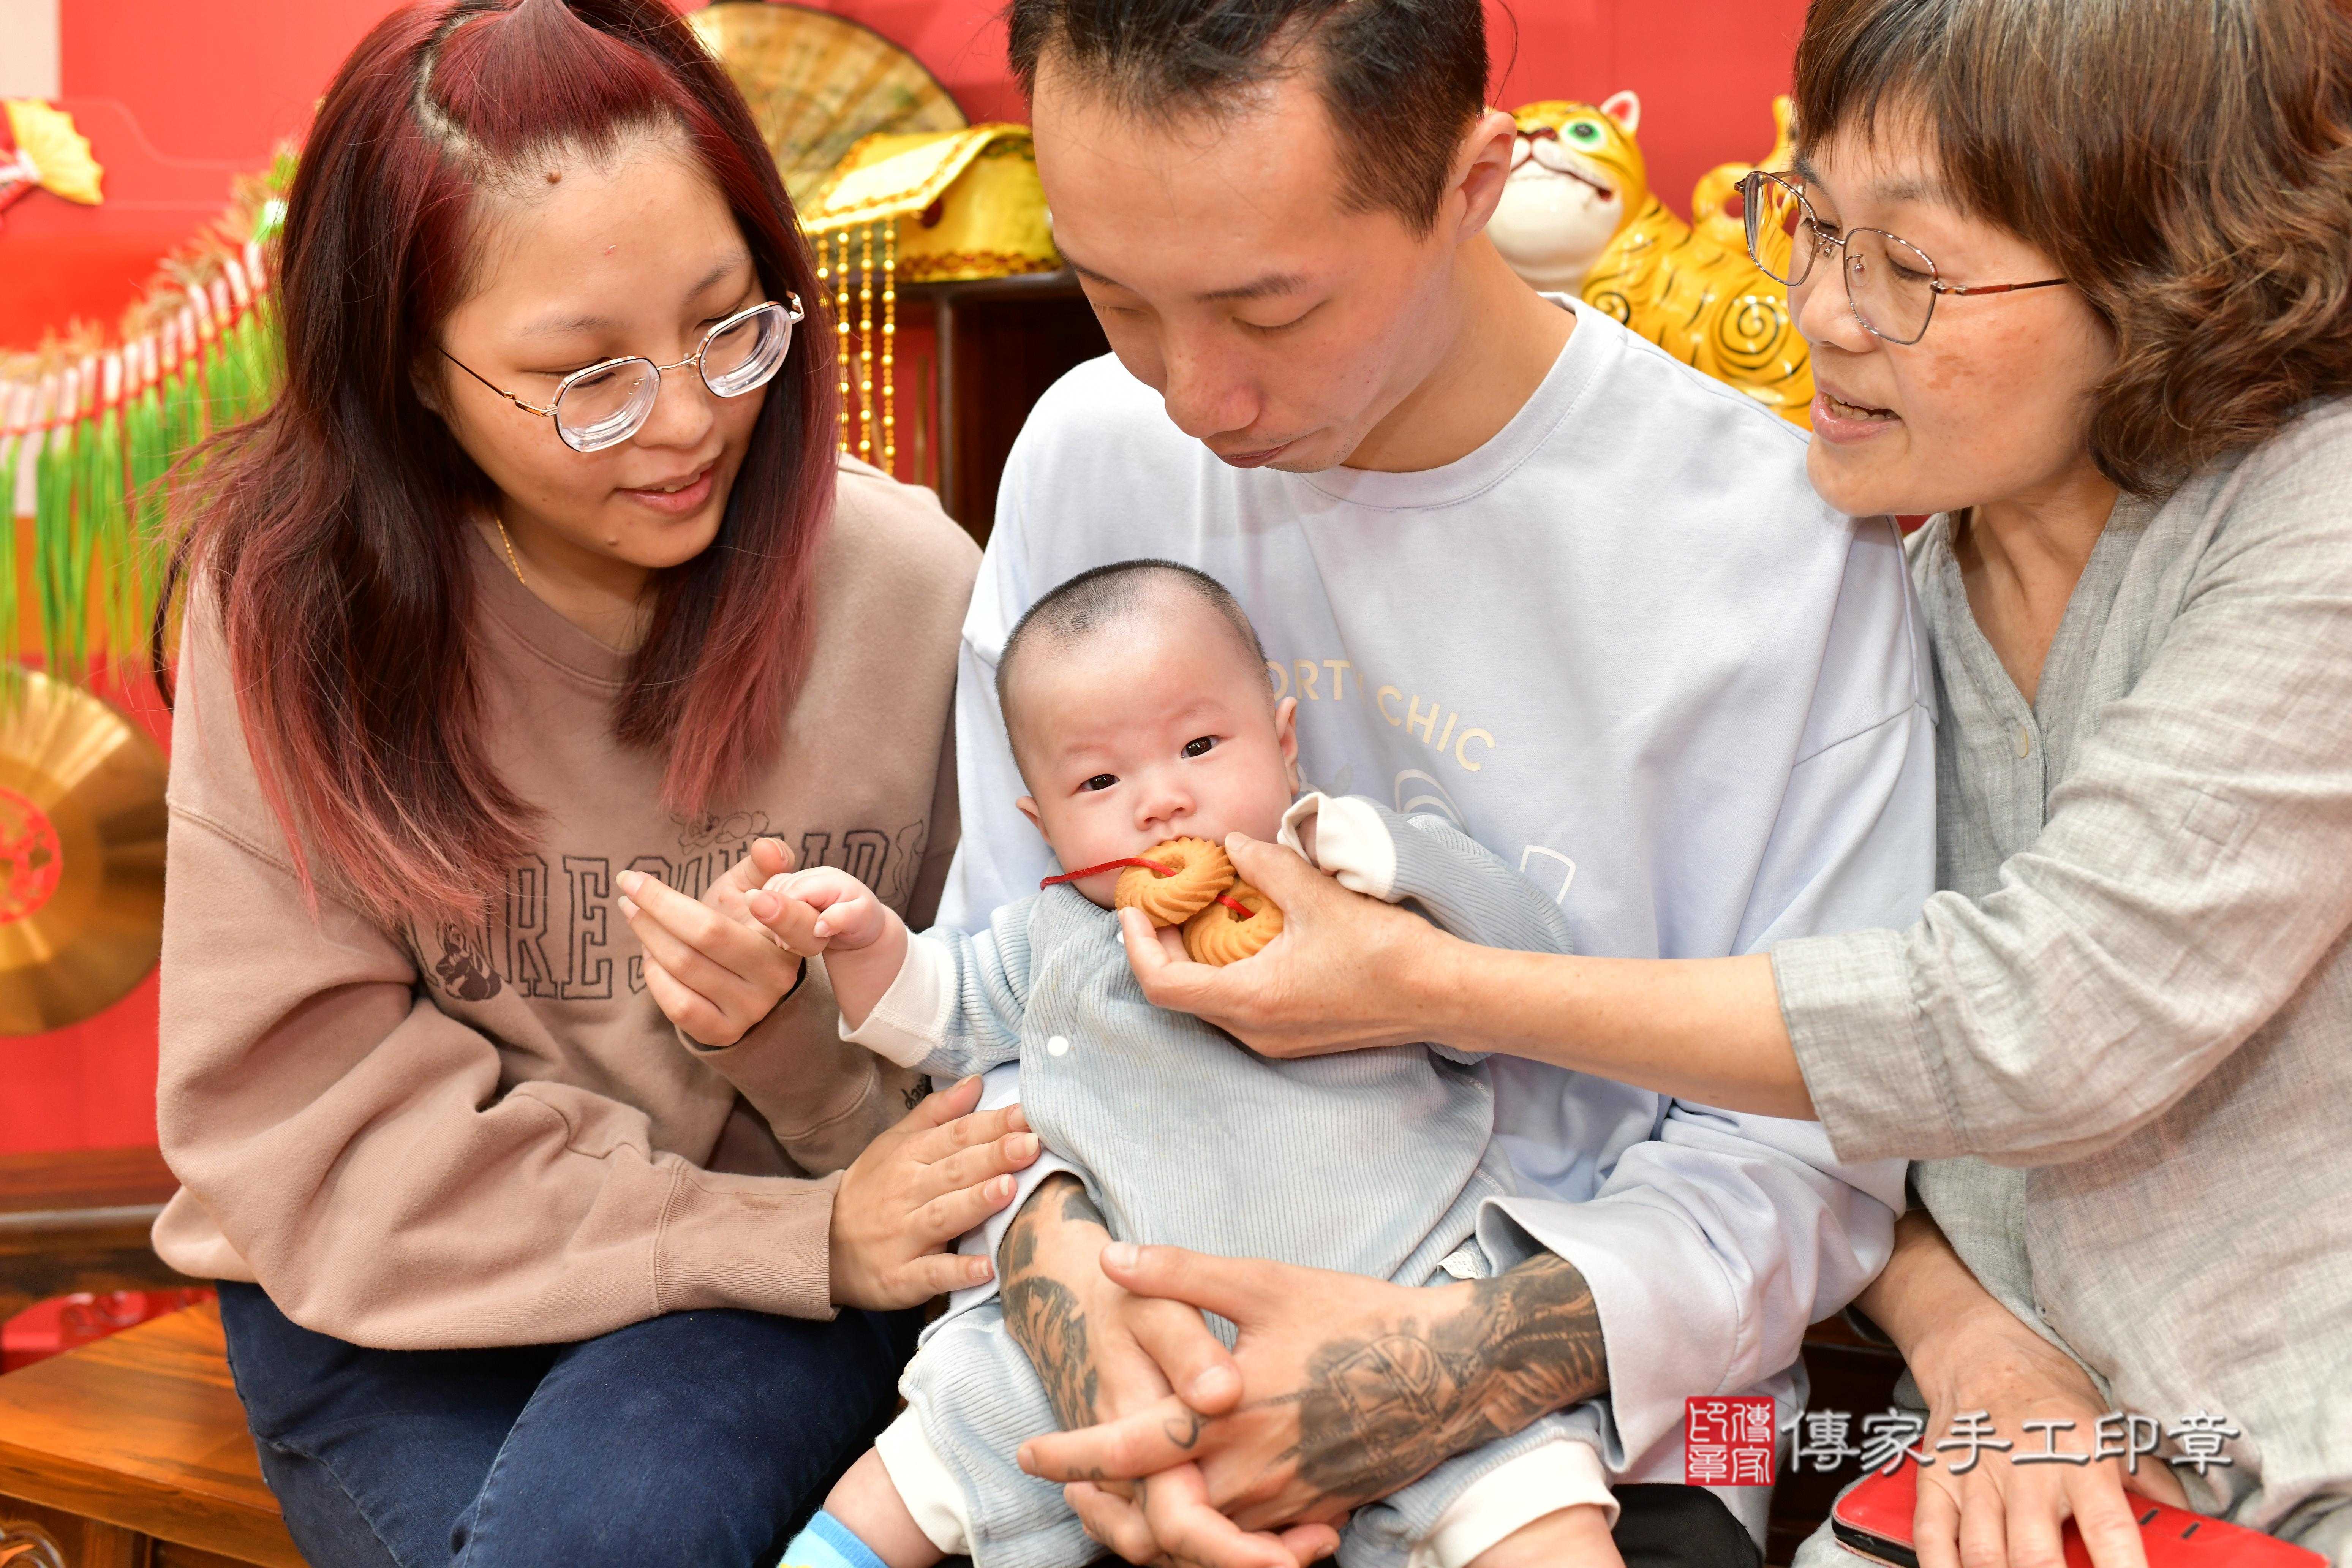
xmin=492 ymin=515 xmax=528 ymax=587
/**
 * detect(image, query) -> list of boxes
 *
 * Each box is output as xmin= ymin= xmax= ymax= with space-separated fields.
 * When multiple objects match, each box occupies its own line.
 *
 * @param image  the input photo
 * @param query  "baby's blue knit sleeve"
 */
xmin=1293 ymin=793 xmax=1576 ymax=1066
xmin=907 ymin=895 xmax=1038 ymax=1079
xmin=1385 ymin=806 xmax=1575 ymax=1067
xmin=1382 ymin=806 xmax=1577 ymax=959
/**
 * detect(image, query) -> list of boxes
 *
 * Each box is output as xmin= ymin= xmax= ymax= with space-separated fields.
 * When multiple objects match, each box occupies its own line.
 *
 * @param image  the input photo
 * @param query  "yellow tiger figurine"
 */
xmin=1691 ymin=96 xmax=1797 ymax=256
xmin=1489 ymin=93 xmax=1813 ymax=427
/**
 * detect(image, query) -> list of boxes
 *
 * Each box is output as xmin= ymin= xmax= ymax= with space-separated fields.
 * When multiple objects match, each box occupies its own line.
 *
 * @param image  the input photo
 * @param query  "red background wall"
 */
xmin=0 ymin=0 xmax=1810 ymax=1152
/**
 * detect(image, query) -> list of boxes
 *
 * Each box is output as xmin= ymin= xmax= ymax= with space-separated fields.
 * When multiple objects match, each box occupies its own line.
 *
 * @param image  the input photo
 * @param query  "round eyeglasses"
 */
xmin=440 ymin=295 xmax=805 ymax=453
xmin=1737 ymin=171 xmax=2066 ymax=346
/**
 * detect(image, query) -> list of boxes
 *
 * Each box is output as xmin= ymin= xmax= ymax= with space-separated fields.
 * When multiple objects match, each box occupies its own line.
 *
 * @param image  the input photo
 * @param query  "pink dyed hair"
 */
xmin=160 ymin=0 xmax=838 ymax=927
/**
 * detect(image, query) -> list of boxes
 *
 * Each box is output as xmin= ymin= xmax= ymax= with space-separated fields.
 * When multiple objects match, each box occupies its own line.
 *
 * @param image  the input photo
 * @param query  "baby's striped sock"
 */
xmin=778 ymin=1510 xmax=889 ymax=1568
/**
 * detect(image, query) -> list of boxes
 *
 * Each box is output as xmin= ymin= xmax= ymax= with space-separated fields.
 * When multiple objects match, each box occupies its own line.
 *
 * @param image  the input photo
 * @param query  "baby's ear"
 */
xmin=1016 ymin=795 xmax=1044 ymax=834
xmin=1275 ymin=696 xmax=1301 ymax=785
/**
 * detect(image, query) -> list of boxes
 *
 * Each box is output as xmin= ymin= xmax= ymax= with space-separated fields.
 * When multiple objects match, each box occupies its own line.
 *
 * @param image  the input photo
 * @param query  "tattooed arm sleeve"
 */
xmin=998 ymin=1174 xmax=1614 ymax=1495
xmin=998 ymin=1173 xmax=1117 ymax=1430
xmin=1288 ymin=1252 xmax=1609 ymax=1508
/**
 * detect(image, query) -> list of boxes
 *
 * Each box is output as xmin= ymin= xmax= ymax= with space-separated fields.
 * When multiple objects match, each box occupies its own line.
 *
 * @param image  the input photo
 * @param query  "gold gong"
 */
xmin=0 ymin=671 xmax=166 ymax=1035
xmin=686 ymin=2 xmax=968 ymax=211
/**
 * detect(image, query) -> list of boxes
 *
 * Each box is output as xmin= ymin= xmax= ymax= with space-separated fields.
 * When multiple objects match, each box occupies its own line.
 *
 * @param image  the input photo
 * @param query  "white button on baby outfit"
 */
xmin=1046 ymin=1034 xmax=1071 ymax=1057
xmin=2014 ymin=722 xmax=2033 ymax=759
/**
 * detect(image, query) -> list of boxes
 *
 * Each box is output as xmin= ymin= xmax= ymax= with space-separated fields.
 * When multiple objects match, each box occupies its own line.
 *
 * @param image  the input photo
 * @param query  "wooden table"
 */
xmin=0 ymin=1302 xmax=297 ymax=1568
xmin=0 ymin=1148 xmax=200 ymax=1325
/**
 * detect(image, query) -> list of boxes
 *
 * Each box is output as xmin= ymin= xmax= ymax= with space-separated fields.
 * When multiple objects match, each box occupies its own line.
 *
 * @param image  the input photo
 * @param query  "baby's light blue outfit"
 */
xmin=844 ymin=796 xmax=1592 ymax=1568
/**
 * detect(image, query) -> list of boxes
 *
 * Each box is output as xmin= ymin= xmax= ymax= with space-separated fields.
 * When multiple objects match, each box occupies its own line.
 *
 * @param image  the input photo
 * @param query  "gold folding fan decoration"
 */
xmin=686 ymin=2 xmax=968 ymax=210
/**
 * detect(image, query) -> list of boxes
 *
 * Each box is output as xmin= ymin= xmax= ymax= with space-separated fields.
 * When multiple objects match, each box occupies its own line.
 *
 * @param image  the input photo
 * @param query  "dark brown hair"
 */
xmin=1794 ymin=0 xmax=2352 ymax=495
xmin=1005 ymin=0 xmax=1487 ymax=232
xmin=160 ymin=0 xmax=837 ymax=926
xmin=996 ymin=558 xmax=1268 ymax=732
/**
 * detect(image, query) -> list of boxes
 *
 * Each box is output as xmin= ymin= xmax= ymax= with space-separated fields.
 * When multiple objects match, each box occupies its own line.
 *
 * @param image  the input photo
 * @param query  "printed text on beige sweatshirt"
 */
xmin=153 ymin=458 xmax=978 ymax=1348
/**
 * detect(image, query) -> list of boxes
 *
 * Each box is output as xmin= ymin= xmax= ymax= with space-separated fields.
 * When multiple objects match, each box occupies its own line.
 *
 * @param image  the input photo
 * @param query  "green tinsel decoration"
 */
xmin=163 ymin=353 xmax=197 ymax=474
xmin=0 ymin=147 xmax=297 ymax=691
xmin=33 ymin=413 xmax=74 ymax=680
xmin=64 ymin=397 xmax=101 ymax=677
xmin=0 ymin=431 xmax=20 ymax=703
xmin=125 ymin=371 xmax=168 ymax=656
xmin=89 ymin=399 xmax=129 ymax=666
xmin=188 ymin=347 xmax=215 ymax=470
xmin=233 ymin=309 xmax=268 ymax=420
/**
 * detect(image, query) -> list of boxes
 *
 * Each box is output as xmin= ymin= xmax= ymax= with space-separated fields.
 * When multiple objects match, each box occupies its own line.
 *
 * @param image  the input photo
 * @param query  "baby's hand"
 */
xmin=749 ymin=866 xmax=889 ymax=956
xmin=751 ymin=867 xmax=909 ymax=1033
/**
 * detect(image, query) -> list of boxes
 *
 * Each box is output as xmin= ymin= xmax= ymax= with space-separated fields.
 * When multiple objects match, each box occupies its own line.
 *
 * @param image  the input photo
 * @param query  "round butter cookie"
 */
xmin=1115 ymin=836 xmax=1235 ymax=926
xmin=1181 ymin=879 xmax=1283 ymax=966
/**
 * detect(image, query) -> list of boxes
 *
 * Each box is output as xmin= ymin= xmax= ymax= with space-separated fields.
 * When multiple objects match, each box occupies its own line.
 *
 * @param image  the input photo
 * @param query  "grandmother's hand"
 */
xmin=1119 ymin=833 xmax=1452 ymax=1059
xmin=1908 ymin=1301 xmax=2189 ymax=1568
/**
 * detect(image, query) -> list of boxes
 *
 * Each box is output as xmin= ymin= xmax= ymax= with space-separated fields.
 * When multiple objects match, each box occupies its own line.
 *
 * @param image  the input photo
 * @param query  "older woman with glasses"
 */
xmin=1026 ymin=1 xmax=2352 ymax=1566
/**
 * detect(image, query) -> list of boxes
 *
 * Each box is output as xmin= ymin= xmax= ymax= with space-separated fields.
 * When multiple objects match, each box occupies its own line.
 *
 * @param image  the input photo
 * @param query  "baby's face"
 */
xmin=1012 ymin=590 xmax=1300 ymax=909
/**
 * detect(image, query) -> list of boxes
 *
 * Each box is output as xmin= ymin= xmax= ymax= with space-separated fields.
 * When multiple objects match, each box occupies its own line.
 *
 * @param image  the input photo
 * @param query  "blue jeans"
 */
xmin=217 ymin=1281 xmax=918 ymax=1568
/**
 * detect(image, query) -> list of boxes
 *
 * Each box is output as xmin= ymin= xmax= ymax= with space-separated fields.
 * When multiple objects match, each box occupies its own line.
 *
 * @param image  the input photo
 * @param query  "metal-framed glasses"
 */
xmin=1737 ymin=171 xmax=2066 ymax=345
xmin=441 ymin=294 xmax=805 ymax=453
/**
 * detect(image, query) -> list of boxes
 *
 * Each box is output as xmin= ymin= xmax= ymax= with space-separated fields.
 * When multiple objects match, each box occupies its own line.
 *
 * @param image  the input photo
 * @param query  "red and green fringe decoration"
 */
xmin=0 ymin=148 xmax=292 ymax=695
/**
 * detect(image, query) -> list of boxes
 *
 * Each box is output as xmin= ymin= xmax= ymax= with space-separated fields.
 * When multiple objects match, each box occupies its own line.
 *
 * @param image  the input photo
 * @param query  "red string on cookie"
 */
xmin=1212 ymin=893 xmax=1256 ymax=920
xmin=1041 ymin=856 xmax=1174 ymax=888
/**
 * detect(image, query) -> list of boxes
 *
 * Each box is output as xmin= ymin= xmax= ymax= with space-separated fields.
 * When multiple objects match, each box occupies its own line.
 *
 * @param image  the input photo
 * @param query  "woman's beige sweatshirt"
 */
xmin=150 ymin=457 xmax=978 ymax=1350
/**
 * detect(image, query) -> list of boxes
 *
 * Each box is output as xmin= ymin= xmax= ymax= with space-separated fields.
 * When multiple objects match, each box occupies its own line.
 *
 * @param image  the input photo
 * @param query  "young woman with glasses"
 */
xmin=149 ymin=1 xmax=1037 ymax=1560
xmin=1031 ymin=2 xmax=2352 ymax=1566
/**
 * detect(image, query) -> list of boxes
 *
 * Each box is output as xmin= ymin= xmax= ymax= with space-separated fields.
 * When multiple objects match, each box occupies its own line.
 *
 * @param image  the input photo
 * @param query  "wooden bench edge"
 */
xmin=0 ymin=1445 xmax=303 ymax=1568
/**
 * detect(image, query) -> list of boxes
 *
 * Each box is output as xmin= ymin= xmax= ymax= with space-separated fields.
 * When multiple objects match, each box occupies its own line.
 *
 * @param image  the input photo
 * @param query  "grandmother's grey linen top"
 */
xmin=1773 ymin=400 xmax=2352 ymax=1560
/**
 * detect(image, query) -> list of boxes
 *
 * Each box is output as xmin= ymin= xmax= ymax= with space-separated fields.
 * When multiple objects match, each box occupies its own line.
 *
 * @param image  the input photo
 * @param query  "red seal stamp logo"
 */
xmin=1687 ymin=1395 xmax=1777 ymax=1486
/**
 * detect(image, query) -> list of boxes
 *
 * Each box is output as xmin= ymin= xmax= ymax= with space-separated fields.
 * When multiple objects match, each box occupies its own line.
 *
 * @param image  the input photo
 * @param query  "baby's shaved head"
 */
xmin=996 ymin=560 xmax=1270 ymax=759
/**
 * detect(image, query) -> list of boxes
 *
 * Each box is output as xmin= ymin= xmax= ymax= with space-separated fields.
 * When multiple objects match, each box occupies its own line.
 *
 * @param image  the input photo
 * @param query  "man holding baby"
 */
xmin=908 ymin=0 xmax=1935 ymax=1564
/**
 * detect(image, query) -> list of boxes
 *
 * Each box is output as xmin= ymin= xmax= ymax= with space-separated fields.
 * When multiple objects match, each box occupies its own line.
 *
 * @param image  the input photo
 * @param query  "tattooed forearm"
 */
xmin=1001 ymin=1174 xmax=1111 ymax=1430
xmin=1059 ymin=1179 xmax=1107 ymax=1228
xmin=1293 ymin=1253 xmax=1606 ymax=1505
xmin=1004 ymin=1273 xmax=1099 ymax=1429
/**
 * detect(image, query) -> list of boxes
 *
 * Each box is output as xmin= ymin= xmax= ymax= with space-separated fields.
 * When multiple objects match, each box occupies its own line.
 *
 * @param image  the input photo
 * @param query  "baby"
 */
xmin=769 ymin=561 xmax=1612 ymax=1568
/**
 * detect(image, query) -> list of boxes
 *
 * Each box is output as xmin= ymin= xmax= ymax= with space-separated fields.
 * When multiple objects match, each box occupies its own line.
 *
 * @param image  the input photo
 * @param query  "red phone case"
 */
xmin=1830 ymin=1456 xmax=2326 ymax=1568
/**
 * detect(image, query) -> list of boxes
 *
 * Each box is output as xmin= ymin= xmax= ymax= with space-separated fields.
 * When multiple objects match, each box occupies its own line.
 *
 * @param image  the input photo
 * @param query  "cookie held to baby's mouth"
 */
xmin=1113 ymin=836 xmax=1235 ymax=925
xmin=1040 ymin=835 xmax=1284 ymax=963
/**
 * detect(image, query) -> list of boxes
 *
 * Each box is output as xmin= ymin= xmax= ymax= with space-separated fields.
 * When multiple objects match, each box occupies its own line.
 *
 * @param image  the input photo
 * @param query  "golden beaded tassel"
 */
xmin=856 ymin=222 xmax=877 ymax=464
xmin=880 ymin=219 xmax=897 ymax=477
xmin=833 ymin=229 xmax=852 ymax=455
xmin=815 ymin=232 xmax=840 ymax=453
